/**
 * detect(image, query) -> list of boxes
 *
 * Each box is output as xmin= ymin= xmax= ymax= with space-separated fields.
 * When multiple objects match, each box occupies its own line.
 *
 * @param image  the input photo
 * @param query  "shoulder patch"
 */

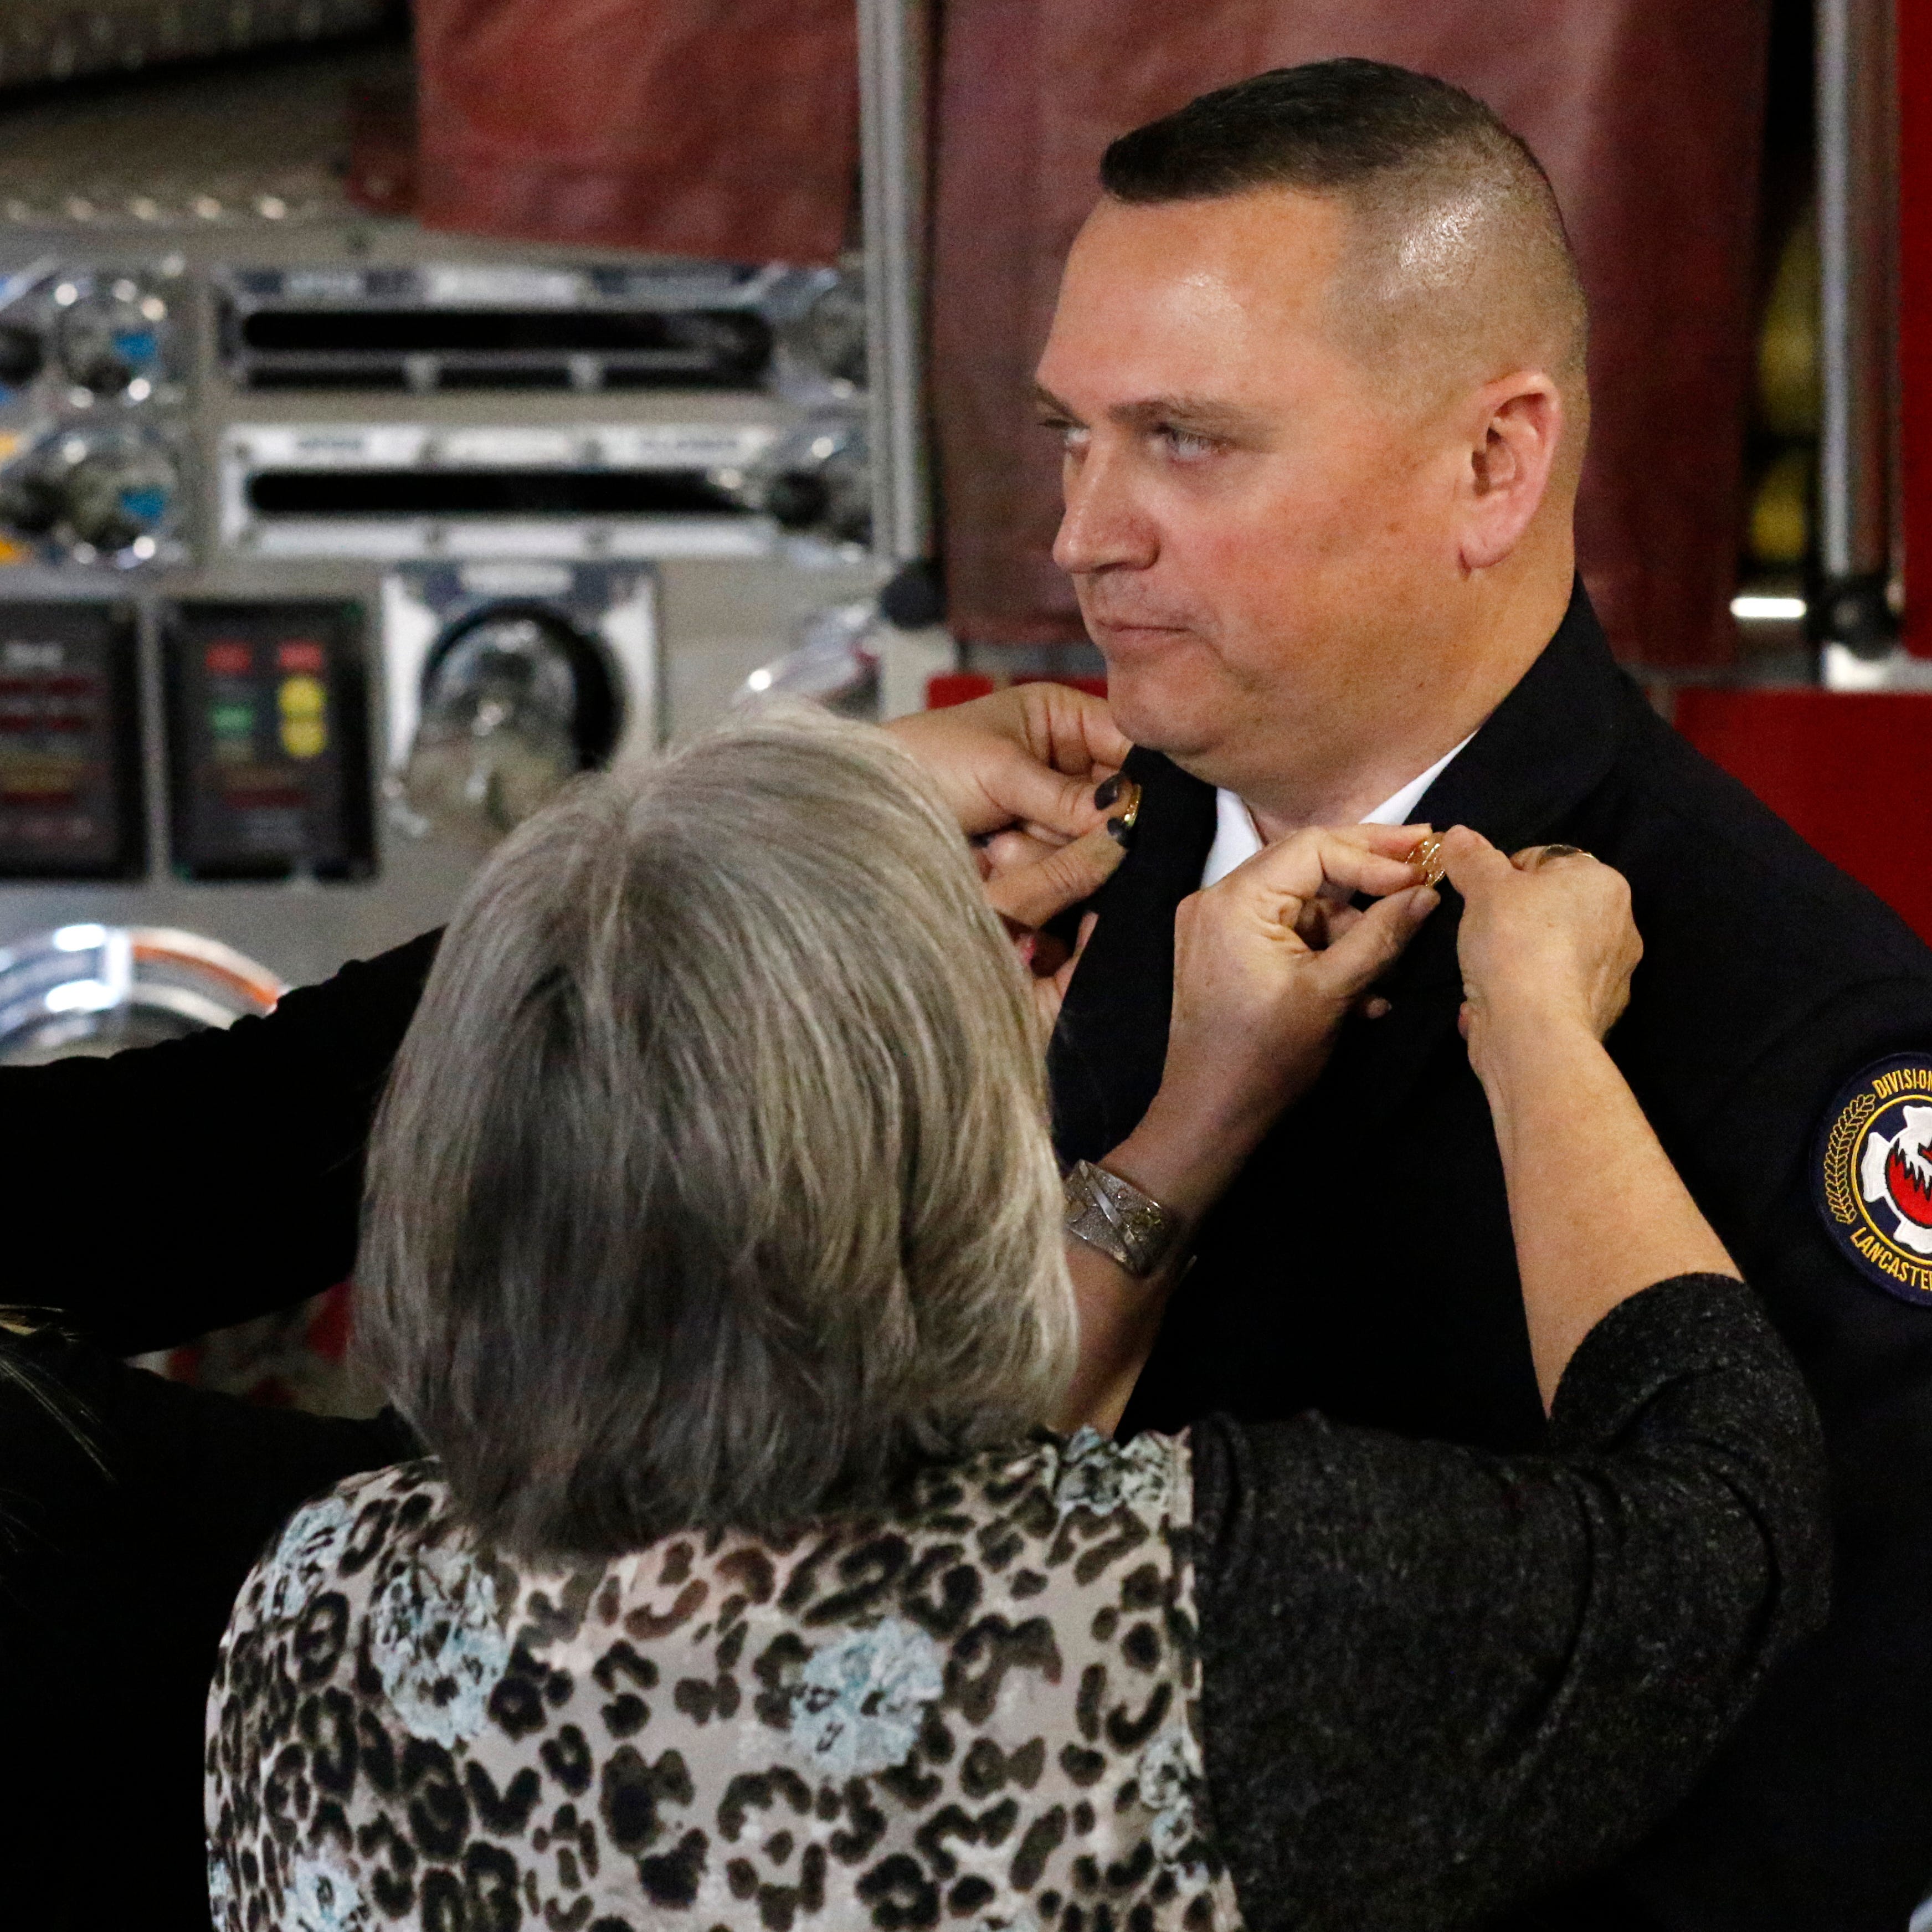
xmin=1816 ymin=1056 xmax=1932 ymax=1306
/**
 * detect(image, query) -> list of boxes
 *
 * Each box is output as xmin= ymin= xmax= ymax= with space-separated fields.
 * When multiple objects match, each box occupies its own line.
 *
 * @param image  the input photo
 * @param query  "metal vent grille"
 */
xmin=0 ymin=1 xmax=397 ymax=93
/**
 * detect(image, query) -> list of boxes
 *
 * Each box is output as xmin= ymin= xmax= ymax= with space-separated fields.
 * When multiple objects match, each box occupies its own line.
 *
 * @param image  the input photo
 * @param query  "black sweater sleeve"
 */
xmin=1 ymin=929 xmax=439 ymax=1353
xmin=1188 ymin=1274 xmax=1830 ymax=1932
xmin=0 ymin=1328 xmax=416 ymax=1930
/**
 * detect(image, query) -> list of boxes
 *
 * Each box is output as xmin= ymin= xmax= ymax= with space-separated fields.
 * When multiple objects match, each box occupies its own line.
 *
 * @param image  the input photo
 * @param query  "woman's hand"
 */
xmin=1442 ymin=827 xmax=1641 ymax=1081
xmin=885 ymin=683 xmax=1130 ymax=839
xmin=885 ymin=686 xmax=1134 ymax=1019
xmin=1440 ymin=827 xmax=1731 ymax=1409
xmin=1133 ymin=824 xmax=1440 ymax=1210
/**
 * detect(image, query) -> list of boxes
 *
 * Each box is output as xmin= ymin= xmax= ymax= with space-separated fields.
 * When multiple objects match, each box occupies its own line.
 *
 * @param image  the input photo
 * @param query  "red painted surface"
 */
xmin=1904 ymin=0 xmax=1932 ymax=654
xmin=1013 ymin=672 xmax=1109 ymax=698
xmin=1674 ymin=687 xmax=1932 ymax=942
xmin=306 ymin=1281 xmax=354 ymax=1364
xmin=926 ymin=672 xmax=998 ymax=708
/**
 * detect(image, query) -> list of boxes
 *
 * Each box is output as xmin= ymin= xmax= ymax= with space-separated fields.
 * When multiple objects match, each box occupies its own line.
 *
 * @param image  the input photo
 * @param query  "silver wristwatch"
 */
xmin=1062 ymin=1159 xmax=1186 ymax=1278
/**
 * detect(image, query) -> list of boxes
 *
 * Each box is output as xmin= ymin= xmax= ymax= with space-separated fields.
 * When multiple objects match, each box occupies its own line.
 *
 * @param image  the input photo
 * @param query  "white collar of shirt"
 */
xmin=1199 ymin=734 xmax=1476 ymax=890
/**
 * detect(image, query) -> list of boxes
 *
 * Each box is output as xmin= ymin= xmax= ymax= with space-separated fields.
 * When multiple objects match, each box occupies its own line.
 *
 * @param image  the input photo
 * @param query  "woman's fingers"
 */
xmin=982 ymin=826 xmax=1064 ymax=875
xmin=984 ymin=822 xmax=1128 ymax=930
xmin=1005 ymin=680 xmax=1135 ymax=777
xmin=1314 ymin=885 xmax=1440 ymax=998
xmin=1220 ymin=821 xmax=1430 ymax=922
xmin=885 ymin=685 xmax=1131 ymax=838
xmin=1437 ymin=823 xmax=1515 ymax=895
xmin=1440 ymin=823 xmax=1642 ymax=1047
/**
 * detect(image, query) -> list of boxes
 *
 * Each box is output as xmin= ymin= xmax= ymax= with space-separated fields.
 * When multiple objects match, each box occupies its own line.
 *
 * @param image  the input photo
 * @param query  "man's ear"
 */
xmin=1457 ymin=373 xmax=1564 ymax=573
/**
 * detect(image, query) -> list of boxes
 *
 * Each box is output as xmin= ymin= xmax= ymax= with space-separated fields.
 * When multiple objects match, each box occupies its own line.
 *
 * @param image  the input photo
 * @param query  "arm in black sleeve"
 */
xmin=0 ymin=1328 xmax=416 ymax=1930
xmin=0 ymin=929 xmax=438 ymax=1353
xmin=1190 ymin=1273 xmax=1829 ymax=1932
xmin=1603 ymin=977 xmax=1932 ymax=1930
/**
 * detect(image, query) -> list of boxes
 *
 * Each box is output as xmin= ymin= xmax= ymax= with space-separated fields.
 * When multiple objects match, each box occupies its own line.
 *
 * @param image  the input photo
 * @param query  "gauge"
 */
xmin=0 ymin=430 xmax=180 ymax=562
xmin=54 ymin=282 xmax=171 ymax=397
xmin=400 ymin=605 xmax=618 ymax=845
xmin=62 ymin=436 xmax=179 ymax=554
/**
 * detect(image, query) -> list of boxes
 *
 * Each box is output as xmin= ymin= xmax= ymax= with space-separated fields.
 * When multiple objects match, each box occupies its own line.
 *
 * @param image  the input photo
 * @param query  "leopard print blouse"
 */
xmin=205 ymin=1427 xmax=1243 ymax=1932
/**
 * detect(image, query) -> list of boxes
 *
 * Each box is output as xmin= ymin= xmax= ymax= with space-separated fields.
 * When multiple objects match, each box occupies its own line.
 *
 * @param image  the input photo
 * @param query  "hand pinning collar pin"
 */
xmin=1093 ymin=773 xmax=1142 ymax=846
xmin=1406 ymin=833 xmax=1447 ymax=886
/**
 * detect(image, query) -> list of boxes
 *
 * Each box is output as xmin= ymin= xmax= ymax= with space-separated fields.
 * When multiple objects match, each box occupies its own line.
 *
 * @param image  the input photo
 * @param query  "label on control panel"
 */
xmin=163 ymin=602 xmax=374 ymax=881
xmin=0 ymin=601 xmax=145 ymax=879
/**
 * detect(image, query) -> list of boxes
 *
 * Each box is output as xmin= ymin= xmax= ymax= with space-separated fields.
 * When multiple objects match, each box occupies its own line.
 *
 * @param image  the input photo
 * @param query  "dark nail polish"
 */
xmin=1093 ymin=774 xmax=1123 ymax=810
xmin=1106 ymin=815 xmax=1132 ymax=846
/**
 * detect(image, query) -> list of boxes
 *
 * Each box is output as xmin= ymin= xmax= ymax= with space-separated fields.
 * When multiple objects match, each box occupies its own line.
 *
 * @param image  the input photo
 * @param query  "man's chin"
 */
xmin=1098 ymin=665 xmax=1215 ymax=761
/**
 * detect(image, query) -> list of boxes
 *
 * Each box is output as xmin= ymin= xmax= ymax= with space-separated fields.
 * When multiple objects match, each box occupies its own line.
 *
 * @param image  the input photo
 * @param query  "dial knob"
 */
xmin=55 ymin=285 xmax=168 ymax=396
xmin=63 ymin=441 xmax=177 ymax=552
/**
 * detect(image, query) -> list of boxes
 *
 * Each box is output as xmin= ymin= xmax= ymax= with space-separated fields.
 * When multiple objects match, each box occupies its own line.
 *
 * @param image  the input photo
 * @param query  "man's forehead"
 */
xmin=1063 ymin=188 xmax=1350 ymax=300
xmin=1037 ymin=190 xmax=1354 ymax=403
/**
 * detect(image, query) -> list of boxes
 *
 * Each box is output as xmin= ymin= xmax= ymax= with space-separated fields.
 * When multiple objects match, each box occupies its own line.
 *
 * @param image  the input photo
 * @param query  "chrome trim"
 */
xmin=857 ymin=0 xmax=933 ymax=567
xmin=1816 ymin=0 xmax=1899 ymax=623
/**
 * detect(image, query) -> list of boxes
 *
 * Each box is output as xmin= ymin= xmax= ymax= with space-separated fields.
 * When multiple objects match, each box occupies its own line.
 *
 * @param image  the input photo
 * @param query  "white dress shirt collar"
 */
xmin=1199 ymin=735 xmax=1474 ymax=890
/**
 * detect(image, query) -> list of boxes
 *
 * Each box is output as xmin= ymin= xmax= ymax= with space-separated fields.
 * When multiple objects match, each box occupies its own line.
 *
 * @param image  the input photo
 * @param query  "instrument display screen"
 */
xmin=0 ymin=600 xmax=145 ymax=879
xmin=164 ymin=600 xmax=374 ymax=881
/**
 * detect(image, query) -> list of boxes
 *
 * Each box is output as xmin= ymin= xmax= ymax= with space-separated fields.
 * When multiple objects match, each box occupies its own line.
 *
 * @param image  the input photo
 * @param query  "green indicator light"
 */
xmin=210 ymin=703 xmax=254 ymax=735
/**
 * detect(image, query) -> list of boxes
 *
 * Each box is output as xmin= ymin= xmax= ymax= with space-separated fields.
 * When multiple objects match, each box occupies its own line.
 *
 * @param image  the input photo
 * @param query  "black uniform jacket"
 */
xmin=1 ymin=580 xmax=1924 ymax=1928
xmin=1051 ymin=583 xmax=1932 ymax=1930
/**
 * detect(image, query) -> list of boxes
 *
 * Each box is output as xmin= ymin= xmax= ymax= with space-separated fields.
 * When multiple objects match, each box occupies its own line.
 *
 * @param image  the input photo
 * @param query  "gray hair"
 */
xmin=357 ymin=706 xmax=1076 ymax=1559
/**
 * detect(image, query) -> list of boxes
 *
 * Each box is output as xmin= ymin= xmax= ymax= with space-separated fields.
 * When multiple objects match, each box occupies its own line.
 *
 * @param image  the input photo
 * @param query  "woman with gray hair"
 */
xmin=204 ymin=707 xmax=1825 ymax=1932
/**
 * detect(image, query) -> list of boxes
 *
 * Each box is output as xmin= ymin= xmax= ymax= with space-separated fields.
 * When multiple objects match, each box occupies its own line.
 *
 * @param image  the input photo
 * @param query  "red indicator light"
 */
xmin=205 ymin=641 xmax=252 ymax=677
xmin=277 ymin=640 xmax=326 ymax=674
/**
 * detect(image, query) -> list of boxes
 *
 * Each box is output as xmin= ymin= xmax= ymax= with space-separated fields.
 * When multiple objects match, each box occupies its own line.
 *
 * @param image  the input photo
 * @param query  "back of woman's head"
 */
xmin=358 ymin=706 xmax=1075 ymax=1559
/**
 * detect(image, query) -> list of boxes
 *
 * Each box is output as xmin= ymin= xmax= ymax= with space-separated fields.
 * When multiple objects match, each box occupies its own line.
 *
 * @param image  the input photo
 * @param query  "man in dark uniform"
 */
xmin=1029 ymin=60 xmax=1932 ymax=1932
xmin=6 ymin=58 xmax=1930 ymax=1932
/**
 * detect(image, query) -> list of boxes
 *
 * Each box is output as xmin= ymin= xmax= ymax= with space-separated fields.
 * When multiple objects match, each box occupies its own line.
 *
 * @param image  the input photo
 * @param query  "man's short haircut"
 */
xmin=358 ymin=708 xmax=1076 ymax=1560
xmin=1101 ymin=58 xmax=1589 ymax=397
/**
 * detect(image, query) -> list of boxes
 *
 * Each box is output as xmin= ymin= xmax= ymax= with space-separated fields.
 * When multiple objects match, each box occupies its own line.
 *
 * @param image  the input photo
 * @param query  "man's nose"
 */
xmin=1052 ymin=445 xmax=1159 ymax=577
